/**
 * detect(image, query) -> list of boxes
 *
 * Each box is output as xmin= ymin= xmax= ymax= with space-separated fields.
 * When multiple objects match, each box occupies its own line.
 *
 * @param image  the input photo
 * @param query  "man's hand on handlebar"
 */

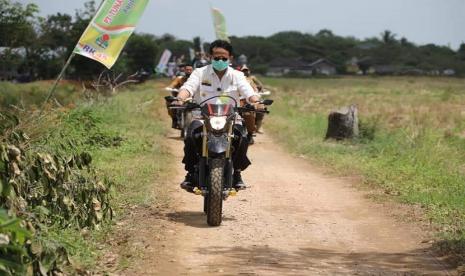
xmin=173 ymin=89 xmax=191 ymax=106
xmin=172 ymin=99 xmax=184 ymax=106
xmin=252 ymin=102 xmax=265 ymax=111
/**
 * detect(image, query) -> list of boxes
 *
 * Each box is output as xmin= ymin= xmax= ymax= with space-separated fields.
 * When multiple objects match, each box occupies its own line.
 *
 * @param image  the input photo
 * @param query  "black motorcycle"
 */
xmin=165 ymin=90 xmax=194 ymax=138
xmin=174 ymin=95 xmax=273 ymax=226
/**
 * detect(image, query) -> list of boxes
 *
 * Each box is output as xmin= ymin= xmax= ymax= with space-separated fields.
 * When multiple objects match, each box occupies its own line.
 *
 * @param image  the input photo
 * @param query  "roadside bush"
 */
xmin=0 ymin=107 xmax=118 ymax=274
xmin=0 ymin=209 xmax=31 ymax=275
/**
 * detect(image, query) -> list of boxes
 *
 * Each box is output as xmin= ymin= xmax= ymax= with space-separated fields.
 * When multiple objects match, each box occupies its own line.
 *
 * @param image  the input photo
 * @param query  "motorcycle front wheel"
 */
xmin=203 ymin=196 xmax=208 ymax=214
xmin=179 ymin=112 xmax=185 ymax=138
xmin=206 ymin=158 xmax=224 ymax=226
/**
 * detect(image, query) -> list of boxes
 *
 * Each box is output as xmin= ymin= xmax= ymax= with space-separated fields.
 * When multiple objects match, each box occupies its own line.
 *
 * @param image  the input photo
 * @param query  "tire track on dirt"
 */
xmin=128 ymin=130 xmax=451 ymax=275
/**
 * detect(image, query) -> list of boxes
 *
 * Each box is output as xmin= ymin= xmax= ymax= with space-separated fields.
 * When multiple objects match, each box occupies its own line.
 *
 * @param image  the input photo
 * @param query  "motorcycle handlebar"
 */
xmin=165 ymin=87 xmax=179 ymax=92
xmin=168 ymin=102 xmax=200 ymax=110
xmin=237 ymin=107 xmax=270 ymax=114
xmin=168 ymin=99 xmax=273 ymax=113
xmin=169 ymin=104 xmax=270 ymax=114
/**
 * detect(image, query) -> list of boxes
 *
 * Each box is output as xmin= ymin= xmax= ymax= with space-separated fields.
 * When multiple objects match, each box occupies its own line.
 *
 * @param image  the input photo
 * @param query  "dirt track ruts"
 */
xmin=126 ymin=130 xmax=451 ymax=275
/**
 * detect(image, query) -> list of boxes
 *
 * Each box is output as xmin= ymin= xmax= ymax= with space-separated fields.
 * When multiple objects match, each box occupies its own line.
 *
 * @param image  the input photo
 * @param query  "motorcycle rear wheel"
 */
xmin=206 ymin=159 xmax=224 ymax=226
xmin=255 ymin=112 xmax=265 ymax=132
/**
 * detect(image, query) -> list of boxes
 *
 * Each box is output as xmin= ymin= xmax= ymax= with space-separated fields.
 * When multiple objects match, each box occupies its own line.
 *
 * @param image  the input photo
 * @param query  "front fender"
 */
xmin=208 ymin=134 xmax=229 ymax=155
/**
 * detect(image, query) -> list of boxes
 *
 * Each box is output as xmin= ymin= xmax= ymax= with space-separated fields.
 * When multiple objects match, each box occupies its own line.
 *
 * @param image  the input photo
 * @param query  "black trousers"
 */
xmin=182 ymin=120 xmax=251 ymax=173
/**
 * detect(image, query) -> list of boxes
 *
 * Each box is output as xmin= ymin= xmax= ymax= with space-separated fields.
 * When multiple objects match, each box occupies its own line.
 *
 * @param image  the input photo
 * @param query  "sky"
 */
xmin=20 ymin=0 xmax=465 ymax=49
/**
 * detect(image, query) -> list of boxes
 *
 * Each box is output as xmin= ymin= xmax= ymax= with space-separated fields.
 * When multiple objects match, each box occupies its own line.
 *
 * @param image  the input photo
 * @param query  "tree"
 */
xmin=357 ymin=57 xmax=373 ymax=75
xmin=193 ymin=36 xmax=202 ymax=53
xmin=0 ymin=0 xmax=40 ymax=79
xmin=316 ymin=29 xmax=334 ymax=37
xmin=457 ymin=43 xmax=465 ymax=61
xmin=0 ymin=0 xmax=38 ymax=47
xmin=124 ymin=33 xmax=159 ymax=73
xmin=381 ymin=30 xmax=397 ymax=45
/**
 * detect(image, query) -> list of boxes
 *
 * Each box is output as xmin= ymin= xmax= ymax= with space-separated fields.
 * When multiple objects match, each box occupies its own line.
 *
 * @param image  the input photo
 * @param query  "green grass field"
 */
xmin=87 ymin=82 xmax=174 ymax=271
xmin=67 ymin=81 xmax=174 ymax=270
xmin=264 ymin=76 xmax=465 ymax=260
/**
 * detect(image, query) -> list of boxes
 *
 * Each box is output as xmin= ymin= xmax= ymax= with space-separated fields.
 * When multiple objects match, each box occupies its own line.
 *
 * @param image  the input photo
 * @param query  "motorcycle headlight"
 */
xmin=209 ymin=116 xmax=227 ymax=130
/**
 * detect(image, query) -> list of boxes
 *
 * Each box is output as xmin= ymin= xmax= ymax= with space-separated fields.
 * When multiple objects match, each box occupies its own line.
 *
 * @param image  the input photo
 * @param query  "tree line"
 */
xmin=2 ymin=0 xmax=465 ymax=81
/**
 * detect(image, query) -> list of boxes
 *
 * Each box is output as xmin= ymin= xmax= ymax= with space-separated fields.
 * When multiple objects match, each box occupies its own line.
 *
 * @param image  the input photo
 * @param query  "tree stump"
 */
xmin=325 ymin=105 xmax=359 ymax=140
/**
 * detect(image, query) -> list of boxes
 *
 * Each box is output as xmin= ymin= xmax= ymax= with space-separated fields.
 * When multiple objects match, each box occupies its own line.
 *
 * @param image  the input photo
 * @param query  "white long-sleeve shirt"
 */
xmin=180 ymin=65 xmax=257 ymax=105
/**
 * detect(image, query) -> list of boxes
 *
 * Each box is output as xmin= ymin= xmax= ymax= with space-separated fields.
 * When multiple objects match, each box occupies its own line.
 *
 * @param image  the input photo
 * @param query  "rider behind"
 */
xmin=242 ymin=65 xmax=266 ymax=134
xmin=173 ymin=40 xmax=262 ymax=191
xmin=168 ymin=64 xmax=194 ymax=91
xmin=166 ymin=64 xmax=194 ymax=128
xmin=242 ymin=65 xmax=264 ymax=92
xmin=240 ymin=65 xmax=260 ymax=144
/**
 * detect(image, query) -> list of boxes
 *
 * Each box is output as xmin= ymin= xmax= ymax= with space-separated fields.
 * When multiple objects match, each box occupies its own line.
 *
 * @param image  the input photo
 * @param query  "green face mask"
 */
xmin=212 ymin=59 xmax=229 ymax=71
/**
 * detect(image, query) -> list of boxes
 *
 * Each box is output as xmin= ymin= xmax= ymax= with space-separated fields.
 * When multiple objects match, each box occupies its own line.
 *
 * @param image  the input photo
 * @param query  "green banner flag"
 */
xmin=211 ymin=7 xmax=230 ymax=42
xmin=74 ymin=0 xmax=149 ymax=69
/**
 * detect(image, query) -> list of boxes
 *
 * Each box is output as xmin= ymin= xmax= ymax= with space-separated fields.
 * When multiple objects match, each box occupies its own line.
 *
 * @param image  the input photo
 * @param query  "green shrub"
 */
xmin=0 ymin=209 xmax=31 ymax=275
xmin=0 ymin=106 xmax=117 ymax=274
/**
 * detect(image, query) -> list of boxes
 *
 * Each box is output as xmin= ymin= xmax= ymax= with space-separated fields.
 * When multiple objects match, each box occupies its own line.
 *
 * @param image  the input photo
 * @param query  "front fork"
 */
xmin=198 ymin=124 xmax=235 ymax=195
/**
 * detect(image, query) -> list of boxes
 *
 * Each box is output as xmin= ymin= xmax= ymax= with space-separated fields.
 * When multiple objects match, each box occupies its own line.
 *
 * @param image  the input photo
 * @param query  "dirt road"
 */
xmin=125 ymin=131 xmax=451 ymax=275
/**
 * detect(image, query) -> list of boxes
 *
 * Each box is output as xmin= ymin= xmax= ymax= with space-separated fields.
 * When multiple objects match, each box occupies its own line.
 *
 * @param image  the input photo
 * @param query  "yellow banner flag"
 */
xmin=73 ymin=0 xmax=149 ymax=69
xmin=211 ymin=8 xmax=230 ymax=42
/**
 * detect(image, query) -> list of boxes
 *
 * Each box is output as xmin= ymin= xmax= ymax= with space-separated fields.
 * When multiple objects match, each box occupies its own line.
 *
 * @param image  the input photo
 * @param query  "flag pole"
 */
xmin=41 ymin=0 xmax=106 ymax=110
xmin=42 ymin=52 xmax=76 ymax=108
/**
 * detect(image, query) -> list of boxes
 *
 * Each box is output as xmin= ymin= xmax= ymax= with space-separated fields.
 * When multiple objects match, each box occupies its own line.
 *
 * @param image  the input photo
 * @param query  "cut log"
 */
xmin=325 ymin=105 xmax=359 ymax=140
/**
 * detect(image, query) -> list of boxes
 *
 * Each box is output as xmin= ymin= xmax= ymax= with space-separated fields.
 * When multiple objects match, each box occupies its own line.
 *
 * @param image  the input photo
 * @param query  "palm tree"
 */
xmin=381 ymin=30 xmax=397 ymax=44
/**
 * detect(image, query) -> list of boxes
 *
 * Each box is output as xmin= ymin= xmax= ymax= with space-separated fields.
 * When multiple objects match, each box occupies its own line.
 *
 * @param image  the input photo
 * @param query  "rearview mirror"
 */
xmin=165 ymin=96 xmax=176 ymax=102
xmin=186 ymin=102 xmax=200 ymax=109
xmin=262 ymin=99 xmax=274 ymax=106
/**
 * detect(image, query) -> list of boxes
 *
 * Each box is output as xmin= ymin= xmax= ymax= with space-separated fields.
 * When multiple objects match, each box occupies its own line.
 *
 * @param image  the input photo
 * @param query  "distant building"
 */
xmin=443 ymin=69 xmax=456 ymax=76
xmin=308 ymin=59 xmax=337 ymax=76
xmin=356 ymin=42 xmax=378 ymax=50
xmin=346 ymin=57 xmax=361 ymax=74
xmin=370 ymin=65 xmax=400 ymax=75
xmin=266 ymin=58 xmax=337 ymax=77
xmin=400 ymin=68 xmax=425 ymax=76
xmin=266 ymin=58 xmax=310 ymax=77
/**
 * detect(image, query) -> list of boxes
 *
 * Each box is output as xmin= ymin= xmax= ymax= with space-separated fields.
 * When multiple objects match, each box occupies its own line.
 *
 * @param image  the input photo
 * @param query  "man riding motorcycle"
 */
xmin=242 ymin=65 xmax=263 ymax=92
xmin=168 ymin=64 xmax=194 ymax=91
xmin=173 ymin=40 xmax=262 ymax=191
xmin=175 ymin=63 xmax=187 ymax=77
xmin=240 ymin=65 xmax=260 ymax=144
xmin=242 ymin=65 xmax=268 ymax=134
xmin=166 ymin=64 xmax=194 ymax=128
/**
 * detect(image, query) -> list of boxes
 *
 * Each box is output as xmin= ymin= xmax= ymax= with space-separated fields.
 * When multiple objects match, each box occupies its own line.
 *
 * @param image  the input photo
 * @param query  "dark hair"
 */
xmin=209 ymin=40 xmax=233 ymax=56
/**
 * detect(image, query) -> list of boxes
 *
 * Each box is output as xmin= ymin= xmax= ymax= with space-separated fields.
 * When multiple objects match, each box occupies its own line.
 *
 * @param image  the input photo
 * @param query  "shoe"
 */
xmin=247 ymin=133 xmax=255 ymax=145
xmin=233 ymin=170 xmax=246 ymax=190
xmin=180 ymin=173 xmax=195 ymax=192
